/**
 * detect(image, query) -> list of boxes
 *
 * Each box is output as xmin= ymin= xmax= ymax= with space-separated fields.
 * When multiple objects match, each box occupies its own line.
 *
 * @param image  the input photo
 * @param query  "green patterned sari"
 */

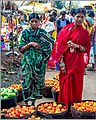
xmin=18 ymin=27 xmax=54 ymax=102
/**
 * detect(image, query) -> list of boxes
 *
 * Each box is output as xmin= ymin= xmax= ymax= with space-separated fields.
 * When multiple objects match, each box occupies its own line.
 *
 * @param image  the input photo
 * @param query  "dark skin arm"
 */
xmin=59 ymin=56 xmax=67 ymax=74
xmin=59 ymin=40 xmax=86 ymax=74
xmin=19 ymin=42 xmax=41 ymax=54
xmin=67 ymin=40 xmax=86 ymax=51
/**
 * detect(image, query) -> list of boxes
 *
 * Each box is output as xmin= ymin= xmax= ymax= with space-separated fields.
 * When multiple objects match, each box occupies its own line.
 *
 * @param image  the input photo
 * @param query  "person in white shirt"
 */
xmin=69 ymin=8 xmax=76 ymax=23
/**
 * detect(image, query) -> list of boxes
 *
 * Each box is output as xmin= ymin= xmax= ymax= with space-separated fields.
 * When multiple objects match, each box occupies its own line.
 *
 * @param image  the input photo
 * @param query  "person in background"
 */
xmin=83 ymin=10 xmax=94 ymax=34
xmin=1 ymin=35 xmax=5 ymax=51
xmin=7 ymin=16 xmax=15 ymax=32
xmin=90 ymin=25 xmax=96 ymax=70
xmin=82 ymin=11 xmax=94 ymax=74
xmin=65 ymin=11 xmax=70 ymax=20
xmin=56 ymin=10 xmax=70 ymax=35
xmin=83 ymin=11 xmax=95 ymax=72
xmin=44 ymin=17 xmax=56 ymax=37
xmin=48 ymin=8 xmax=91 ymax=108
xmin=18 ymin=13 xmax=54 ymax=105
xmin=13 ymin=15 xmax=20 ymax=26
xmin=82 ymin=18 xmax=94 ymax=34
xmin=69 ymin=8 xmax=76 ymax=23
xmin=86 ymin=10 xmax=94 ymax=24
xmin=20 ymin=19 xmax=26 ymax=26
xmin=18 ymin=26 xmax=23 ymax=44
xmin=43 ymin=16 xmax=57 ymax=69
xmin=48 ymin=16 xmax=57 ymax=40
xmin=39 ymin=13 xmax=46 ymax=27
xmin=49 ymin=10 xmax=57 ymax=19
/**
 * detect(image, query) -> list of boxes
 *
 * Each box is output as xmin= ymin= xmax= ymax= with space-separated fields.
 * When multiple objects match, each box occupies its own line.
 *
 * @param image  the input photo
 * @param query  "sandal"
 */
xmin=84 ymin=70 xmax=86 ymax=75
xmin=24 ymin=98 xmax=35 ymax=106
xmin=87 ymin=68 xmax=95 ymax=71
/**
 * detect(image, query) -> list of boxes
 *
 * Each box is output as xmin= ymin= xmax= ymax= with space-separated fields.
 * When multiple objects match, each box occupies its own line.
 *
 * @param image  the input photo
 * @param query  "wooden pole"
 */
xmin=33 ymin=1 xmax=35 ymax=13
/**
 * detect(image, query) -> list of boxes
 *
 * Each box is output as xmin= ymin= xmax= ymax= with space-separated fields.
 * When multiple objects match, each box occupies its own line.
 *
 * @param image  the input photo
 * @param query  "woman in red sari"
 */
xmin=48 ymin=8 xmax=91 ymax=107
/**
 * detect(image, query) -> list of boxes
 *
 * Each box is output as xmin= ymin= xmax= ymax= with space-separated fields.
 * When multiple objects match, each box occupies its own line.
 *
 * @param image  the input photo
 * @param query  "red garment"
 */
xmin=48 ymin=23 xmax=91 ymax=106
xmin=8 ymin=20 xmax=15 ymax=31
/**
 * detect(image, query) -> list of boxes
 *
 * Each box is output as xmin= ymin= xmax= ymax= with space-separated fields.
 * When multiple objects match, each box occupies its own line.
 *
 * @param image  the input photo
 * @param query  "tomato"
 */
xmin=16 ymin=112 xmax=20 ymax=116
xmin=21 ymin=111 xmax=26 ymax=115
xmin=63 ymin=106 xmax=67 ymax=109
xmin=10 ymin=107 xmax=15 ymax=111
xmin=30 ymin=106 xmax=34 ymax=109
xmin=16 ymin=105 xmax=21 ymax=109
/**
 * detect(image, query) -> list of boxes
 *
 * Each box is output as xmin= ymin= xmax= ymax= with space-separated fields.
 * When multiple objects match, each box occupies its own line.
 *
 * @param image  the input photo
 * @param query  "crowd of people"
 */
xmin=1 ymin=7 xmax=96 ymax=108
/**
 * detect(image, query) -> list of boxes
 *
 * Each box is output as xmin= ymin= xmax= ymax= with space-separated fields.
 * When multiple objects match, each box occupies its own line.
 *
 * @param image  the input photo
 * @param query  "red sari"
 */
xmin=48 ymin=23 xmax=91 ymax=106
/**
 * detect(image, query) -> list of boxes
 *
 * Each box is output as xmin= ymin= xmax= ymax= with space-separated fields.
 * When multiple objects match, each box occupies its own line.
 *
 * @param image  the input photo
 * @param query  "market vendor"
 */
xmin=18 ymin=13 xmax=54 ymax=105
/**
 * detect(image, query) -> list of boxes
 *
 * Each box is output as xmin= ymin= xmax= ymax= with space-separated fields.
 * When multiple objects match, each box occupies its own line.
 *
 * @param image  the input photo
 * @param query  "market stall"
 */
xmin=18 ymin=2 xmax=52 ymax=13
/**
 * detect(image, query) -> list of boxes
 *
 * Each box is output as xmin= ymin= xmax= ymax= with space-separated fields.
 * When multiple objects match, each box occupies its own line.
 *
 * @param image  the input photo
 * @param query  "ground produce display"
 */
xmin=1 ymin=2 xmax=96 ymax=119
xmin=37 ymin=102 xmax=67 ymax=114
xmin=36 ymin=102 xmax=68 ymax=119
xmin=2 ymin=105 xmax=35 ymax=119
xmin=71 ymin=100 xmax=96 ymax=119
xmin=1 ymin=72 xmax=96 ymax=119
xmin=72 ymin=101 xmax=96 ymax=112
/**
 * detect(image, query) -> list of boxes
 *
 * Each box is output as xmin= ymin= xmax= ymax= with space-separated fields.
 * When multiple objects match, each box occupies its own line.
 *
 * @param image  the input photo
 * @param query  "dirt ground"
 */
xmin=1 ymin=50 xmax=22 ymax=87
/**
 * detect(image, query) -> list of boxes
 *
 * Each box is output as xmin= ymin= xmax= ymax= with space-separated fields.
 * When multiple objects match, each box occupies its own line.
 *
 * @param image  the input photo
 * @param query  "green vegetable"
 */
xmin=1 ymin=93 xmax=8 ymax=97
xmin=8 ymin=89 xmax=13 ymax=93
xmin=10 ymin=93 xmax=16 ymax=97
xmin=4 ymin=96 xmax=8 ymax=99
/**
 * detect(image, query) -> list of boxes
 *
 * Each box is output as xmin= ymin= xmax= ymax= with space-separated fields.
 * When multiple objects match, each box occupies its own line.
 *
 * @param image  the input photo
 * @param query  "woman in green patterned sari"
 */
xmin=18 ymin=13 xmax=54 ymax=105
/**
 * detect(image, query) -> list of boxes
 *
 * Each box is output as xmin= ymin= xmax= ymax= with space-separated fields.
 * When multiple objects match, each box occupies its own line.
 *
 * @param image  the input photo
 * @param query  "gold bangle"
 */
xmin=79 ymin=45 xmax=85 ymax=51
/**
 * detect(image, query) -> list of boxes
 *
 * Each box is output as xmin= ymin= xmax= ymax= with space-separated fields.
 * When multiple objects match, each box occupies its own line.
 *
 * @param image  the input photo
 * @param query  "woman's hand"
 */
xmin=29 ymin=42 xmax=41 ymax=50
xmin=60 ymin=66 xmax=67 ymax=74
xmin=59 ymin=62 xmax=67 ymax=74
xmin=67 ymin=40 xmax=79 ymax=49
